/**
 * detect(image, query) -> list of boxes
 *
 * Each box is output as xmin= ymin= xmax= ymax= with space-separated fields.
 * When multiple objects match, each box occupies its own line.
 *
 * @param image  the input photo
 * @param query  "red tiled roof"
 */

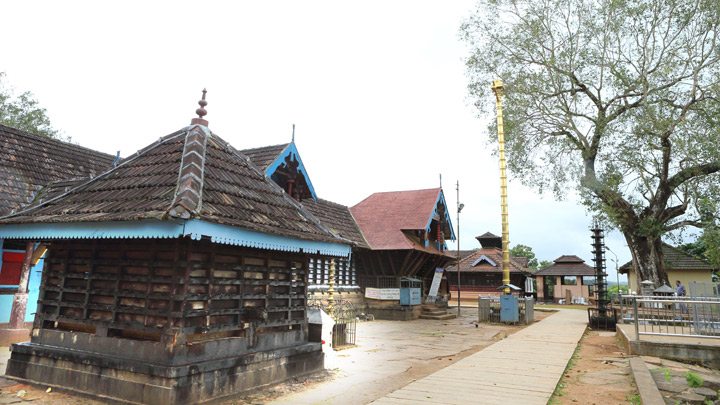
xmin=456 ymin=247 xmax=532 ymax=274
xmin=0 ymin=125 xmax=344 ymax=245
xmin=536 ymin=255 xmax=595 ymax=276
xmin=349 ymin=188 xmax=442 ymax=250
xmin=0 ymin=124 xmax=115 ymax=216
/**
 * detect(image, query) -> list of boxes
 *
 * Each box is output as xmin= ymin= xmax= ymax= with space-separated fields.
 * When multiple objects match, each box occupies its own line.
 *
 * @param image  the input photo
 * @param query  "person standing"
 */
xmin=676 ymin=280 xmax=688 ymax=317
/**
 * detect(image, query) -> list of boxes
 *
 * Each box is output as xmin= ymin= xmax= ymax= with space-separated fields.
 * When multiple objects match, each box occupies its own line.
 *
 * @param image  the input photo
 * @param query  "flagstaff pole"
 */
xmin=491 ymin=80 xmax=511 ymax=295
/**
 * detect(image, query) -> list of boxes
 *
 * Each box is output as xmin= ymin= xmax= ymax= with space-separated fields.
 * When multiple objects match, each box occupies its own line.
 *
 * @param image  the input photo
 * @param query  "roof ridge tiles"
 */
xmin=167 ymin=126 xmax=209 ymax=219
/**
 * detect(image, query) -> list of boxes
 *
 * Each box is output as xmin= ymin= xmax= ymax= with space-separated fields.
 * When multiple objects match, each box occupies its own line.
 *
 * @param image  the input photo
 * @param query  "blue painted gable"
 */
xmin=424 ymin=189 xmax=456 ymax=241
xmin=265 ymin=142 xmax=318 ymax=201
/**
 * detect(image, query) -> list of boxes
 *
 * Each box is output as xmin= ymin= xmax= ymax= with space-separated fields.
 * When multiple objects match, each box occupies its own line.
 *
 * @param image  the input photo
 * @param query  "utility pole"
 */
xmin=456 ymin=181 xmax=464 ymax=314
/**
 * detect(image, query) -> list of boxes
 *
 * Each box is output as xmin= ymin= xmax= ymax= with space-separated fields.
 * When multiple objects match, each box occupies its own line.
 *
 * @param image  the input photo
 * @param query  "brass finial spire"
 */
xmin=191 ymin=88 xmax=209 ymax=126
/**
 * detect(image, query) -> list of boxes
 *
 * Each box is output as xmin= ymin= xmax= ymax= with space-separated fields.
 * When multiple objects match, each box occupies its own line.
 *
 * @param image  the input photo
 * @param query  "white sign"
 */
xmin=365 ymin=288 xmax=400 ymax=300
xmin=426 ymin=267 xmax=444 ymax=303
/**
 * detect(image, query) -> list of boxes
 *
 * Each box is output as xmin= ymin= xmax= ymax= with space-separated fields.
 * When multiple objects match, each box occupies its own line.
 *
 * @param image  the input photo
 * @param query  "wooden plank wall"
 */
xmin=36 ymin=238 xmax=309 ymax=342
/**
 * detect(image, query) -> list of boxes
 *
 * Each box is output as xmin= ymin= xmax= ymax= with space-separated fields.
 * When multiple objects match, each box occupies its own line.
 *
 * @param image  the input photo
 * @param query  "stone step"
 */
xmin=422 ymin=310 xmax=447 ymax=316
xmin=419 ymin=313 xmax=457 ymax=320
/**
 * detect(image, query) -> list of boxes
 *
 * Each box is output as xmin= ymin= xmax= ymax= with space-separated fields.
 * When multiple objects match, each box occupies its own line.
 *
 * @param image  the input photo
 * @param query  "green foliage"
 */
xmin=684 ymin=371 xmax=704 ymax=388
xmin=0 ymin=72 xmax=61 ymax=139
xmin=608 ymin=284 xmax=629 ymax=294
xmin=538 ymin=260 xmax=553 ymax=270
xmin=509 ymin=244 xmax=541 ymax=270
xmin=680 ymin=229 xmax=720 ymax=277
xmin=662 ymin=368 xmax=672 ymax=382
xmin=461 ymin=0 xmax=720 ymax=286
xmin=628 ymin=394 xmax=641 ymax=405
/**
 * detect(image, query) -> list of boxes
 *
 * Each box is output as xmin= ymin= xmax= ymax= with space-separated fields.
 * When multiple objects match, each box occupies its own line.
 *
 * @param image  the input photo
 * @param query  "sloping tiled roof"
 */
xmin=0 ymin=125 xmax=342 ymax=245
xmin=0 ymin=124 xmax=115 ymax=216
xmin=536 ymin=255 xmax=595 ymax=276
xmin=301 ymin=198 xmax=370 ymax=249
xmin=349 ymin=188 xmax=442 ymax=250
xmin=457 ymin=247 xmax=532 ymax=274
xmin=619 ymin=243 xmax=715 ymax=273
xmin=241 ymin=143 xmax=289 ymax=171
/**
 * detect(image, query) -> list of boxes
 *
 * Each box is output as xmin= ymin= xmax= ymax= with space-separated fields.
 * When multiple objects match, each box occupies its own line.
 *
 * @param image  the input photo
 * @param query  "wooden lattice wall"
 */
xmin=35 ymin=238 xmax=309 ymax=344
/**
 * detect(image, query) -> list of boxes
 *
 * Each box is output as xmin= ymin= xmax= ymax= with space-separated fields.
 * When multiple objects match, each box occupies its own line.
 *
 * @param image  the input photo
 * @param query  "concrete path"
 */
xmin=371 ymin=309 xmax=588 ymax=405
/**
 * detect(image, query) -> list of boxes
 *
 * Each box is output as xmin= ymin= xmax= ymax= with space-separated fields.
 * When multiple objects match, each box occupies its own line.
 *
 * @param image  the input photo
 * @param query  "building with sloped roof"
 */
xmin=619 ymin=243 xmax=716 ymax=293
xmin=450 ymin=232 xmax=534 ymax=297
xmin=535 ymin=255 xmax=596 ymax=303
xmin=240 ymin=143 xmax=457 ymax=319
xmin=0 ymin=124 xmax=115 ymax=345
xmin=0 ymin=96 xmax=351 ymax=404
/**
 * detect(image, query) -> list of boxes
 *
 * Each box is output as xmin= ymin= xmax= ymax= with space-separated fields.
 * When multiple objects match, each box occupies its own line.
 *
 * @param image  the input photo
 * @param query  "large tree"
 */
xmin=0 ymin=72 xmax=61 ymax=139
xmin=461 ymin=0 xmax=720 ymax=287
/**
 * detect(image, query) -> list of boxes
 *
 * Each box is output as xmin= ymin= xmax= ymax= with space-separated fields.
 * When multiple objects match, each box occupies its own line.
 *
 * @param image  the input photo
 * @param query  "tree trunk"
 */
xmin=624 ymin=233 xmax=669 ymax=289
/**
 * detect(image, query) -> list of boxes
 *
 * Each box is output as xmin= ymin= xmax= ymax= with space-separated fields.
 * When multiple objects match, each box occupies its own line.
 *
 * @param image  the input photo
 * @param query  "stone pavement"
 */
xmin=371 ymin=309 xmax=588 ymax=405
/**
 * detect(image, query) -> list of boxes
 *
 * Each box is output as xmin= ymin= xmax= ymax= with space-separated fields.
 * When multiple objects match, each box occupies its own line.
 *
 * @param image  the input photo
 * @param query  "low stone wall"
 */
xmin=617 ymin=324 xmax=720 ymax=369
xmin=6 ymin=341 xmax=324 ymax=404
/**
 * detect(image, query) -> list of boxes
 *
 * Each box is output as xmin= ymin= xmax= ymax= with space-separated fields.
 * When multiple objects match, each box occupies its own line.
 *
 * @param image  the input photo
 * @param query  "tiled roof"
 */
xmin=0 ymin=124 xmax=115 ymax=216
xmin=0 ymin=125 xmax=343 ymax=245
xmin=241 ymin=143 xmax=289 ymax=171
xmin=536 ymin=255 xmax=595 ymax=276
xmin=301 ymin=198 xmax=370 ymax=249
xmin=619 ymin=243 xmax=715 ymax=272
xmin=553 ymin=255 xmax=585 ymax=263
xmin=457 ymin=247 xmax=532 ymax=274
xmin=475 ymin=232 xmax=502 ymax=248
xmin=349 ymin=188 xmax=443 ymax=250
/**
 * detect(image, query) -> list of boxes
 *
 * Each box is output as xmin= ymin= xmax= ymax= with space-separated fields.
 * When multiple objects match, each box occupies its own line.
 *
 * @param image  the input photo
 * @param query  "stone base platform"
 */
xmin=0 ymin=323 xmax=32 ymax=347
xmin=617 ymin=323 xmax=720 ymax=369
xmin=6 ymin=341 xmax=324 ymax=404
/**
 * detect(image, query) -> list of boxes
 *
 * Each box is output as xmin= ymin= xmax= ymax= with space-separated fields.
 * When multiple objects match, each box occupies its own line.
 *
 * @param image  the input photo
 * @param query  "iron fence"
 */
xmin=620 ymin=295 xmax=720 ymax=339
xmin=478 ymin=296 xmax=534 ymax=324
xmin=689 ymin=281 xmax=720 ymax=299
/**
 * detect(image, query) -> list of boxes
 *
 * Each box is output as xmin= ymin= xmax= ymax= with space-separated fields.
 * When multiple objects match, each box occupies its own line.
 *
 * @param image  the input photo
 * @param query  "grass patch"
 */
xmin=684 ymin=371 xmax=704 ymax=388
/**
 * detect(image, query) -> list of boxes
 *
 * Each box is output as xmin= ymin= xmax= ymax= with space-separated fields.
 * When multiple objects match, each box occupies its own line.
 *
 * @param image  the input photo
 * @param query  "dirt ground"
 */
xmin=551 ymin=329 xmax=638 ymax=405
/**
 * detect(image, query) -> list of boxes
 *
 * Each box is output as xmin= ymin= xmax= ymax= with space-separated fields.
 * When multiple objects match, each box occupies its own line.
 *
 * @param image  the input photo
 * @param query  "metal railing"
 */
xmin=620 ymin=295 xmax=720 ymax=339
xmin=478 ymin=296 xmax=534 ymax=324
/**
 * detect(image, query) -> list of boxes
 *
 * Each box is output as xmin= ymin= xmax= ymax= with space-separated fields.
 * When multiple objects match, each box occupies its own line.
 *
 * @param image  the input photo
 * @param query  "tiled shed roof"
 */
xmin=241 ymin=143 xmax=289 ymax=171
xmin=301 ymin=198 xmax=370 ymax=249
xmin=536 ymin=255 xmax=595 ymax=276
xmin=457 ymin=247 xmax=532 ymax=274
xmin=619 ymin=243 xmax=715 ymax=273
xmin=0 ymin=124 xmax=114 ymax=216
xmin=0 ymin=125 xmax=343 ymax=245
xmin=349 ymin=188 xmax=444 ymax=250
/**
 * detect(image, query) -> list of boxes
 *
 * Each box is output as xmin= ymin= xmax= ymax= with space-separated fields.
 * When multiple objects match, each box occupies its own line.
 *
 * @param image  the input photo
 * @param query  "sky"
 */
xmin=1 ymin=1 xmax=631 ymax=282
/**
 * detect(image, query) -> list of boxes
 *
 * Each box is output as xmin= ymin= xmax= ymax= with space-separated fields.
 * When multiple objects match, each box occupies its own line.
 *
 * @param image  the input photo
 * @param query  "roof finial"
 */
xmin=190 ymin=88 xmax=209 ymax=126
xmin=292 ymin=124 xmax=295 ymax=142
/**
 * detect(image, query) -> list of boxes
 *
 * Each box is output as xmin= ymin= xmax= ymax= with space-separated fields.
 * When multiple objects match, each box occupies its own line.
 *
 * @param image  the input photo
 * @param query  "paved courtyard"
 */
xmin=0 ymin=308 xmax=586 ymax=405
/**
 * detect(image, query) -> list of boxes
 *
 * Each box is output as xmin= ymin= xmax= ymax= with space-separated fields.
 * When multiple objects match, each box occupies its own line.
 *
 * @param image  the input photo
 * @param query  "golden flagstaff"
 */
xmin=491 ymin=80 xmax=511 ymax=295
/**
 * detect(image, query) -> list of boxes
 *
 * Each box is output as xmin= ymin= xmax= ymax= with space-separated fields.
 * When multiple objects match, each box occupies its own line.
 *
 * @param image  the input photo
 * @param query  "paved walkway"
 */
xmin=371 ymin=309 xmax=588 ymax=405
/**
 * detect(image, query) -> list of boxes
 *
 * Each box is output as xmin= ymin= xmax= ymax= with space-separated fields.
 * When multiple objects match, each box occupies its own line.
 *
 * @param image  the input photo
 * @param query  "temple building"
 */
xmin=450 ymin=232 xmax=535 ymax=297
xmin=0 ymin=94 xmax=351 ymax=403
xmin=238 ymin=144 xmax=457 ymax=319
xmin=0 ymin=91 xmax=458 ymax=402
